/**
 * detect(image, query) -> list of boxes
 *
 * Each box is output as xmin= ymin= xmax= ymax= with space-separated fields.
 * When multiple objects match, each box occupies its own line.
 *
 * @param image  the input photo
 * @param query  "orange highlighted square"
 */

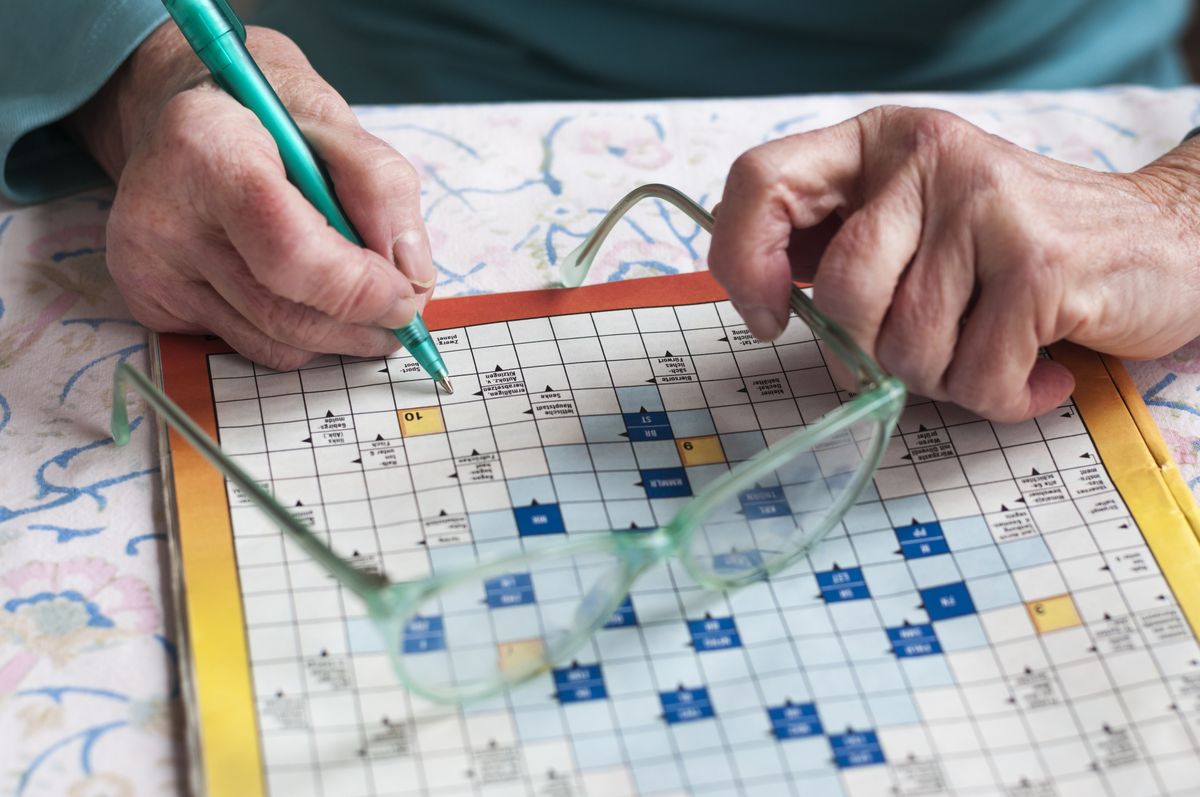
xmin=496 ymin=637 xmax=546 ymax=679
xmin=677 ymin=435 xmax=725 ymax=466
xmin=1026 ymin=594 xmax=1081 ymax=634
xmin=397 ymin=406 xmax=445 ymax=437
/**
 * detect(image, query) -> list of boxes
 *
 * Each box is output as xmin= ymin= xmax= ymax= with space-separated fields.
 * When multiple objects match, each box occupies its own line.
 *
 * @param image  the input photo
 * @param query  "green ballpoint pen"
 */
xmin=160 ymin=0 xmax=453 ymax=393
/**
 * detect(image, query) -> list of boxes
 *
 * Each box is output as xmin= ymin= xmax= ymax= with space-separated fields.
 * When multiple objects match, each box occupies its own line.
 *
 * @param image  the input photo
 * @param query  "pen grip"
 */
xmin=206 ymin=31 xmax=362 ymax=245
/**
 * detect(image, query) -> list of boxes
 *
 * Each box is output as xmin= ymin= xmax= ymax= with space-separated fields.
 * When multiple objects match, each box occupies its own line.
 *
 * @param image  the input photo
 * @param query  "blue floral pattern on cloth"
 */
xmin=2 ymin=88 xmax=1199 ymax=795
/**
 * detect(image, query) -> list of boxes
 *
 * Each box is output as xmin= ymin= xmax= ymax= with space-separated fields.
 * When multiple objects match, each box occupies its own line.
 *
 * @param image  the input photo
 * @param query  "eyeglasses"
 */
xmin=111 ymin=183 xmax=905 ymax=704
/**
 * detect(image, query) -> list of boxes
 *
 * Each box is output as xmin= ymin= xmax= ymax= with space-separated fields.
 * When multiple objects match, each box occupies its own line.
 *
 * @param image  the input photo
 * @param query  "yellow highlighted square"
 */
xmin=397 ymin=406 xmax=445 ymax=437
xmin=677 ymin=435 xmax=725 ymax=467
xmin=1026 ymin=594 xmax=1081 ymax=634
xmin=496 ymin=637 xmax=546 ymax=679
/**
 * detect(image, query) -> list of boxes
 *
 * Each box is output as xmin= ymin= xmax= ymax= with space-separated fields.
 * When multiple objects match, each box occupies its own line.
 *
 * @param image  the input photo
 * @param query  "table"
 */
xmin=2 ymin=88 xmax=1199 ymax=796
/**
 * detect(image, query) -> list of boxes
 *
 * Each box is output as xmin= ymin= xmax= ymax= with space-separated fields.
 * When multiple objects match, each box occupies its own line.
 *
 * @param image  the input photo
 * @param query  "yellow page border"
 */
xmin=1053 ymin=343 xmax=1200 ymax=636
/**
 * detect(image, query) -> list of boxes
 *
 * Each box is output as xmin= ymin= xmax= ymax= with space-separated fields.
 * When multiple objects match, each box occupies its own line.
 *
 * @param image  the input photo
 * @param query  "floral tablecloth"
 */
xmin=3 ymin=88 xmax=1200 ymax=796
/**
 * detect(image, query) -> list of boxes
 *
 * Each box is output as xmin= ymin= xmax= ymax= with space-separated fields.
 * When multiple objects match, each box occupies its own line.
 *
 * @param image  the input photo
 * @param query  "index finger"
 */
xmin=707 ymin=117 xmax=865 ymax=339
xmin=211 ymin=133 xmax=417 ymax=329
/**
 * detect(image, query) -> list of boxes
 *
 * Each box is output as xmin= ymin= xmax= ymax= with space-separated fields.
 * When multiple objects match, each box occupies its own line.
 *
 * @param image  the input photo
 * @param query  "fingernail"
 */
xmin=739 ymin=305 xmax=784 ymax=340
xmin=381 ymin=297 xmax=416 ymax=329
xmin=393 ymin=229 xmax=436 ymax=290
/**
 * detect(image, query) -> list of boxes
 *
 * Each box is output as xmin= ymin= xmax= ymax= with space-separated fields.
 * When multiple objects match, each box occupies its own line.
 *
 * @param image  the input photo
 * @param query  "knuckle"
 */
xmin=259 ymin=339 xmax=313 ymax=372
xmin=325 ymin=263 xmax=386 ymax=322
xmin=727 ymin=147 xmax=778 ymax=195
xmin=156 ymin=92 xmax=217 ymax=159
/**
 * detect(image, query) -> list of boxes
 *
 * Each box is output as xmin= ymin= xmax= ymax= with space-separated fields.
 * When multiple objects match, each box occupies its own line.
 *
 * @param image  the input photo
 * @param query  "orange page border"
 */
xmin=157 ymin=271 xmax=1200 ymax=793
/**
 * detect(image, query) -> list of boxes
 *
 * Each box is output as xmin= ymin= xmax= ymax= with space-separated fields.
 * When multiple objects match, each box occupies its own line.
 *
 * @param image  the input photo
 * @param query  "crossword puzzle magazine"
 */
xmin=153 ymin=272 xmax=1200 ymax=797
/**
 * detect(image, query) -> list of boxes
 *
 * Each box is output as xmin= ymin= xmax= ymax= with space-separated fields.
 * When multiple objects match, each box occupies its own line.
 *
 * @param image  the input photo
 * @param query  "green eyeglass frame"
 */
xmin=111 ymin=183 xmax=906 ymax=704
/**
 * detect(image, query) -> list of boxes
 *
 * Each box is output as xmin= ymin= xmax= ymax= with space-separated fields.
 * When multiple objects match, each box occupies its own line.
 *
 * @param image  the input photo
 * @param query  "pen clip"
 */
xmin=210 ymin=0 xmax=247 ymax=43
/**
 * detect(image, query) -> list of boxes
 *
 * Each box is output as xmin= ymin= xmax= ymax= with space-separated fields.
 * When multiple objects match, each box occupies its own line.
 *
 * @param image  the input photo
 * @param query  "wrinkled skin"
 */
xmin=709 ymin=106 xmax=1200 ymax=422
xmin=71 ymin=23 xmax=434 ymax=371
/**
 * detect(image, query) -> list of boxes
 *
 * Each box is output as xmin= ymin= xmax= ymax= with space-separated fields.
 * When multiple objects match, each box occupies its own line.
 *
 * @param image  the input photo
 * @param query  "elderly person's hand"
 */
xmin=708 ymin=106 xmax=1200 ymax=423
xmin=68 ymin=23 xmax=433 ymax=370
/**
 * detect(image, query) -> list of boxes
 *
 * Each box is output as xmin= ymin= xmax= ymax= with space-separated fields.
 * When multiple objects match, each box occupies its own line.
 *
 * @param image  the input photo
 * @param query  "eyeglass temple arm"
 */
xmin=558 ymin=183 xmax=889 ymax=389
xmin=111 ymin=362 xmax=387 ymax=602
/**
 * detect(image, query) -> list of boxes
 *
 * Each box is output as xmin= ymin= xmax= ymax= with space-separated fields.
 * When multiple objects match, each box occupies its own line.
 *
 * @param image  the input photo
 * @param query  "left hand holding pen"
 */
xmin=707 ymin=105 xmax=1200 ymax=423
xmin=70 ymin=23 xmax=435 ymax=371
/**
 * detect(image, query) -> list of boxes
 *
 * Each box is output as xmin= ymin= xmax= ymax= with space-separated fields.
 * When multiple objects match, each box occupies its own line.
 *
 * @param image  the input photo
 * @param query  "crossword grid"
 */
xmin=206 ymin=299 xmax=1200 ymax=797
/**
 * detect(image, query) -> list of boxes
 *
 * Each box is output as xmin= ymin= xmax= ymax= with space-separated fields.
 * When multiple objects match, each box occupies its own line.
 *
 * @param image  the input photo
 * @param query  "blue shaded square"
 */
xmin=887 ymin=623 xmax=941 ymax=658
xmin=506 ymin=475 xmax=556 ymax=506
xmin=895 ymin=519 xmax=949 ymax=559
xmin=513 ymin=502 xmax=565 ymax=536
xmin=617 ymin=385 xmax=665 ymax=413
xmin=940 ymin=516 xmax=992 ymax=551
xmin=933 ymin=615 xmax=989 ymax=652
xmin=634 ymin=440 xmax=682 ymax=469
xmin=604 ymin=595 xmax=638 ymax=628
xmin=830 ymin=730 xmax=885 ymax=768
xmin=768 ymin=701 xmax=823 ymax=740
xmin=954 ymin=545 xmax=1007 ymax=579
xmin=545 ymin=444 xmax=592 ymax=474
xmin=721 ymin=431 xmax=766 ymax=461
xmin=660 ymin=687 xmax=715 ymax=724
xmin=553 ymin=472 xmax=601 ymax=502
xmin=469 ymin=509 xmax=518 ymax=540
xmin=554 ymin=663 xmax=607 ymax=702
xmin=667 ymin=409 xmax=716 ymax=437
xmin=589 ymin=442 xmax=636 ymax=470
xmin=861 ymin=562 xmax=915 ymax=597
xmin=907 ymin=555 xmax=963 ymax=589
xmin=965 ymin=572 xmax=1022 ymax=611
xmin=869 ymin=693 xmax=920 ymax=726
xmin=999 ymin=536 xmax=1053 ymax=570
xmin=739 ymin=485 xmax=791 ymax=520
xmin=640 ymin=467 xmax=692 ymax=498
xmin=485 ymin=573 xmax=535 ymax=608
xmin=582 ymin=414 xmax=627 ymax=443
xmin=920 ymin=582 xmax=976 ymax=620
xmin=816 ymin=567 xmax=869 ymax=602
xmin=688 ymin=616 xmax=741 ymax=652
xmin=623 ymin=411 xmax=673 ymax=442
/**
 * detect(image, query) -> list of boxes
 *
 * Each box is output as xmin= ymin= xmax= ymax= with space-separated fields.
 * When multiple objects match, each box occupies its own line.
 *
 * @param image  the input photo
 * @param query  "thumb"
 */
xmin=304 ymin=121 xmax=436 ymax=295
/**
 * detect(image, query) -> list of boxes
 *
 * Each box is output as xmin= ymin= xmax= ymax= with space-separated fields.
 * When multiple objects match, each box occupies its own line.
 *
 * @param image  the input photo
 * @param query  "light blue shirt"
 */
xmin=0 ymin=0 xmax=1191 ymax=203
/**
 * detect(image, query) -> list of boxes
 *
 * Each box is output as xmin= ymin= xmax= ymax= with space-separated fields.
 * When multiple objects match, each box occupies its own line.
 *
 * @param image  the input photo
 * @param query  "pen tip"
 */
xmin=437 ymin=377 xmax=454 ymax=395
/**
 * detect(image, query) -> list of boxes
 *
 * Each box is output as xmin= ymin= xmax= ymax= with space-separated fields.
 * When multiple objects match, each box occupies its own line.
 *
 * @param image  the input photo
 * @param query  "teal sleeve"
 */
xmin=0 ymin=1 xmax=169 ymax=204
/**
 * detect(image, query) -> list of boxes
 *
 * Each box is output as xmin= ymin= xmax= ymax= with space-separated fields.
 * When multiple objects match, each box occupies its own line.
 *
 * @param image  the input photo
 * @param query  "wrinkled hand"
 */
xmin=71 ymin=23 xmax=433 ymax=370
xmin=709 ymin=106 xmax=1200 ymax=422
